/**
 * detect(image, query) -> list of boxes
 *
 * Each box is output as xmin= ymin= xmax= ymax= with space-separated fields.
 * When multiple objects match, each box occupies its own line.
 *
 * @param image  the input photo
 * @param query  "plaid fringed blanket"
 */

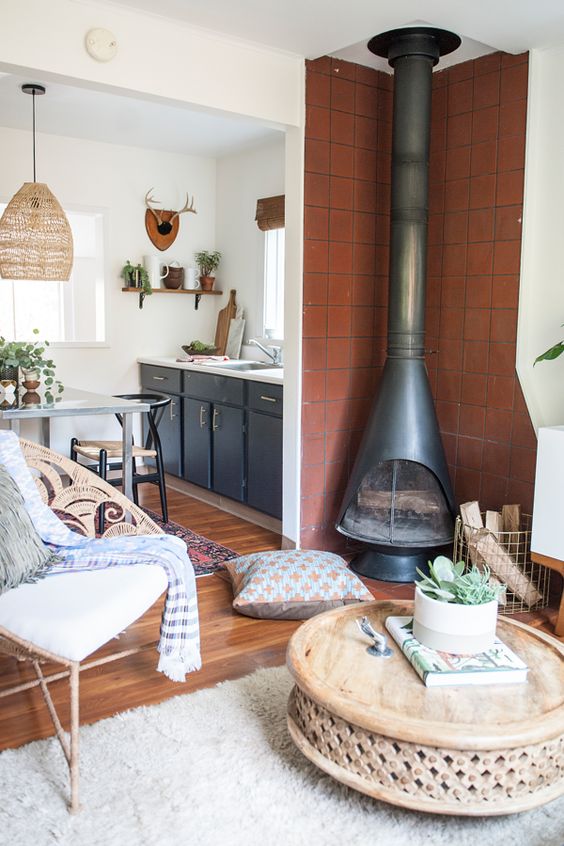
xmin=0 ymin=431 xmax=201 ymax=682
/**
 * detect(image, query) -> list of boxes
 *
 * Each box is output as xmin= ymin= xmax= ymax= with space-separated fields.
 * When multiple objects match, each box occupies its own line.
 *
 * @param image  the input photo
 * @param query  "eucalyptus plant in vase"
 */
xmin=413 ymin=556 xmax=506 ymax=655
xmin=0 ymin=329 xmax=63 ymax=401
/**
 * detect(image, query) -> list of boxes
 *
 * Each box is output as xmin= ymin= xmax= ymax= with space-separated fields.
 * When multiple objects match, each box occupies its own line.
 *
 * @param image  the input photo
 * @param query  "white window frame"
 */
xmin=0 ymin=201 xmax=110 ymax=349
xmin=262 ymin=227 xmax=285 ymax=342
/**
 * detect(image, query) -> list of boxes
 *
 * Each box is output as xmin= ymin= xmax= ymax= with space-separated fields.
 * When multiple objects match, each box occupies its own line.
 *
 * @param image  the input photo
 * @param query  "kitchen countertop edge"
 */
xmin=138 ymin=356 xmax=284 ymax=386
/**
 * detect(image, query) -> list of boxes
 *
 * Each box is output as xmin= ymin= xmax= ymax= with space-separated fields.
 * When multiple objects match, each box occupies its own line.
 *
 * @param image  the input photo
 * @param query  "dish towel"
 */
xmin=0 ymin=430 xmax=201 ymax=682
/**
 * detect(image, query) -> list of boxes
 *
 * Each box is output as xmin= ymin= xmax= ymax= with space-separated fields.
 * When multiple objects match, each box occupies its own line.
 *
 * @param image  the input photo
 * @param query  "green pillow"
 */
xmin=0 ymin=463 xmax=58 ymax=594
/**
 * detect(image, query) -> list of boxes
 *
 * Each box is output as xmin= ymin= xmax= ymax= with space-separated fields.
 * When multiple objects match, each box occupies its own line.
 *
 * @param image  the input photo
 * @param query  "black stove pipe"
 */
xmin=374 ymin=28 xmax=461 ymax=359
xmin=335 ymin=27 xmax=461 ymax=581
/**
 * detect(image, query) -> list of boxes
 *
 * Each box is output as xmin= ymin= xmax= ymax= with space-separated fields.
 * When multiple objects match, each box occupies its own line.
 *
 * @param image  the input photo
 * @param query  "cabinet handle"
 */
xmin=199 ymin=405 xmax=207 ymax=429
xmin=152 ymin=375 xmax=166 ymax=381
xmin=170 ymin=400 xmax=176 ymax=421
xmin=212 ymin=408 xmax=220 ymax=431
xmin=260 ymin=395 xmax=277 ymax=403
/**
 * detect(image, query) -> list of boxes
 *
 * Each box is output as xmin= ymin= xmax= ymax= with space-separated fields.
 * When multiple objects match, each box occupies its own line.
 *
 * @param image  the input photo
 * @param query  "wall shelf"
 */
xmin=122 ymin=287 xmax=222 ymax=310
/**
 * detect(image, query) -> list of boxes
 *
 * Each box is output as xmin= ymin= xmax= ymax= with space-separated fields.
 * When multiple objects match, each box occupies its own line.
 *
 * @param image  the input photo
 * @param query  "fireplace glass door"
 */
xmin=339 ymin=459 xmax=454 ymax=546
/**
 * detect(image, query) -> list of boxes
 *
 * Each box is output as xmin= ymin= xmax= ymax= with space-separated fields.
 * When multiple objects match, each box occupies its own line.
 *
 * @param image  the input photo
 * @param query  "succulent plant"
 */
xmin=416 ymin=555 xmax=505 ymax=605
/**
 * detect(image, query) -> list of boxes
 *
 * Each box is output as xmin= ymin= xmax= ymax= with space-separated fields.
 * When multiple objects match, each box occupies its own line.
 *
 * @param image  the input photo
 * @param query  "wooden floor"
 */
xmin=0 ymin=486 xmax=559 ymax=752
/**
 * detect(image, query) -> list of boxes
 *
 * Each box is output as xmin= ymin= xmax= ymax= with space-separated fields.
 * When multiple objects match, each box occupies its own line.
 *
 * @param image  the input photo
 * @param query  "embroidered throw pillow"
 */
xmin=0 ymin=463 xmax=57 ymax=594
xmin=223 ymin=549 xmax=373 ymax=619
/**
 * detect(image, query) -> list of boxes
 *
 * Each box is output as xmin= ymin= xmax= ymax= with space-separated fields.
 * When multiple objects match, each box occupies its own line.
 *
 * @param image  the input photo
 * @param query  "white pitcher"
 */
xmin=143 ymin=255 xmax=169 ymax=289
xmin=186 ymin=266 xmax=198 ymax=289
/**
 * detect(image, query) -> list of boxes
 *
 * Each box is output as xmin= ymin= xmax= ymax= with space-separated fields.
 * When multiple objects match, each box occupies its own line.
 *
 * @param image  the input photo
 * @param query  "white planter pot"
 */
xmin=413 ymin=586 xmax=498 ymax=654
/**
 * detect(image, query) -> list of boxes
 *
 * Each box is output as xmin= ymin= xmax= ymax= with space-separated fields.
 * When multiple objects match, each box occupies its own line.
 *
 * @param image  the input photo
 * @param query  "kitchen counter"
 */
xmin=137 ymin=356 xmax=283 ymax=386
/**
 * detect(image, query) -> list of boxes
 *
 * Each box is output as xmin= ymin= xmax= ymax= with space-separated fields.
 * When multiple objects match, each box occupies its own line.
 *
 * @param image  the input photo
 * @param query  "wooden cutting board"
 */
xmin=214 ymin=289 xmax=237 ymax=355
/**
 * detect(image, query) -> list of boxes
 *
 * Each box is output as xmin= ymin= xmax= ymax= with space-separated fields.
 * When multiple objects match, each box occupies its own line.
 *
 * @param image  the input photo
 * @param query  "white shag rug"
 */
xmin=0 ymin=666 xmax=562 ymax=846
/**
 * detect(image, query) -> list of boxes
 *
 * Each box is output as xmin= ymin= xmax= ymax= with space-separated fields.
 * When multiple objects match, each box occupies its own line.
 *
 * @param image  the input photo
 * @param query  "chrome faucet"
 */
xmin=248 ymin=338 xmax=283 ymax=366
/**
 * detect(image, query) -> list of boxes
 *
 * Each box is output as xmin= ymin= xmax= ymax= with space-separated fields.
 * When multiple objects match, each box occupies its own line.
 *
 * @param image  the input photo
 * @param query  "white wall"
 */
xmin=0 ymin=126 xmax=217 ymax=451
xmin=518 ymin=44 xmax=564 ymax=429
xmin=0 ymin=0 xmax=305 ymax=545
xmin=215 ymin=132 xmax=303 ymax=545
xmin=0 ymin=0 xmax=302 ymax=128
xmin=216 ymin=138 xmax=285 ymax=344
xmin=282 ymin=125 xmax=305 ymax=547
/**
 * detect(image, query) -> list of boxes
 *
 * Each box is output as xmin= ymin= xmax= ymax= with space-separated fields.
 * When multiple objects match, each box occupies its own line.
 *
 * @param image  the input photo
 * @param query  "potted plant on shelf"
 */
xmin=122 ymin=260 xmax=152 ymax=294
xmin=194 ymin=250 xmax=221 ymax=291
xmin=0 ymin=329 xmax=64 ymax=401
xmin=122 ymin=260 xmax=152 ymax=309
xmin=413 ymin=556 xmax=506 ymax=654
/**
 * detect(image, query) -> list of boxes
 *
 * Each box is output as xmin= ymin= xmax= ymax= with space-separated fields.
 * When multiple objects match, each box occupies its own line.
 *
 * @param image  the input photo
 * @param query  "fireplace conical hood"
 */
xmin=336 ymin=27 xmax=460 ymax=581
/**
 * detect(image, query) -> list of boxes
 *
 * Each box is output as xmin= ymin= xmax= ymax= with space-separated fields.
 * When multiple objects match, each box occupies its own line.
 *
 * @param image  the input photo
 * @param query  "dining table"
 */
xmin=0 ymin=387 xmax=149 ymax=501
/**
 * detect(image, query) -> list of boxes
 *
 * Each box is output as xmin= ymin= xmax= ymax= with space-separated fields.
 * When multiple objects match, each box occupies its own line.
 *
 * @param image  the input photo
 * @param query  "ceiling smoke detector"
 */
xmin=85 ymin=28 xmax=118 ymax=63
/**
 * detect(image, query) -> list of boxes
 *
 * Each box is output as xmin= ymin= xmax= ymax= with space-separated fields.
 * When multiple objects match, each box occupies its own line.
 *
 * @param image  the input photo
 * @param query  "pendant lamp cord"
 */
xmin=32 ymin=88 xmax=37 ymax=182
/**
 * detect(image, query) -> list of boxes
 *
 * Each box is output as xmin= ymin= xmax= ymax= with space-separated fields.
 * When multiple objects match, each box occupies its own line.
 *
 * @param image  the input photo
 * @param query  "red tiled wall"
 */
xmin=302 ymin=57 xmax=393 ymax=551
xmin=301 ymin=51 xmax=535 ymax=551
xmin=427 ymin=52 xmax=535 ymax=514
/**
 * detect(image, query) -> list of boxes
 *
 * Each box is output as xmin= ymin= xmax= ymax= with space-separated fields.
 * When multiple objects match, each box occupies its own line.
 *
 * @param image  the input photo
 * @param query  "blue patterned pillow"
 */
xmin=223 ymin=549 xmax=373 ymax=619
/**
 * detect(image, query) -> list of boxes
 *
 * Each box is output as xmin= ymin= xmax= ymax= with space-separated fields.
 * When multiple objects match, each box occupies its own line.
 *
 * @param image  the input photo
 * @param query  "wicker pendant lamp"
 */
xmin=0 ymin=84 xmax=73 ymax=281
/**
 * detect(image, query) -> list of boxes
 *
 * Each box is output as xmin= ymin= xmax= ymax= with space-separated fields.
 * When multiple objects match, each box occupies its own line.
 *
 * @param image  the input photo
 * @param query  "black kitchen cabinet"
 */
xmin=159 ymin=393 xmax=182 ymax=475
xmin=140 ymin=363 xmax=283 ymax=518
xmin=247 ymin=410 xmax=283 ymax=518
xmin=140 ymin=363 xmax=182 ymax=394
xmin=140 ymin=365 xmax=183 ymax=477
xmin=211 ymin=403 xmax=246 ymax=502
xmin=183 ymin=398 xmax=211 ymax=488
xmin=181 ymin=370 xmax=246 ymax=501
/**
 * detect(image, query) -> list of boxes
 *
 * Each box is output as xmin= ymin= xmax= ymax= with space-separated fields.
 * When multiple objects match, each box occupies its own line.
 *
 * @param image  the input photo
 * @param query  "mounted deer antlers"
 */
xmin=144 ymin=188 xmax=197 ymax=251
xmin=170 ymin=194 xmax=197 ymax=223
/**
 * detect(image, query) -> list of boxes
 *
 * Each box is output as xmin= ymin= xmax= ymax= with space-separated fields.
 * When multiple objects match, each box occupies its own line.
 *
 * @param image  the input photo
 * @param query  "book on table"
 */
xmin=385 ymin=616 xmax=528 ymax=688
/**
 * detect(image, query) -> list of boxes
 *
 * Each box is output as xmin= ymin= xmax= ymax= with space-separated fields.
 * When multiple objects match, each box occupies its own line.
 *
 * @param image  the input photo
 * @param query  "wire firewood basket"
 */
xmin=453 ymin=514 xmax=551 ymax=614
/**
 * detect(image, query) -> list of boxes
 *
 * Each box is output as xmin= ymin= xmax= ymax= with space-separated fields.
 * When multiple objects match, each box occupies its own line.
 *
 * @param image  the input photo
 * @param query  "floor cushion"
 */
xmin=223 ymin=549 xmax=373 ymax=619
xmin=0 ymin=564 xmax=168 ymax=661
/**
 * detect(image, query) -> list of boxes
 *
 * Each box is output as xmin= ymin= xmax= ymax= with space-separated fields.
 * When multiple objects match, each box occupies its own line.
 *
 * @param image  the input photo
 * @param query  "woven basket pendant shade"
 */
xmin=0 ymin=182 xmax=74 ymax=281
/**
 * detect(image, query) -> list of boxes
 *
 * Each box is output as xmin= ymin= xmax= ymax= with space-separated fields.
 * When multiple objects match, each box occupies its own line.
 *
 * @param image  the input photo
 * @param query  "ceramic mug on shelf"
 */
xmin=186 ymin=267 xmax=198 ymax=289
xmin=143 ymin=255 xmax=169 ymax=290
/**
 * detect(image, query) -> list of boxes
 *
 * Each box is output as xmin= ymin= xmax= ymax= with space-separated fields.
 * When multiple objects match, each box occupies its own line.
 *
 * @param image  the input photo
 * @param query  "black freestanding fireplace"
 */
xmin=336 ymin=27 xmax=461 ymax=582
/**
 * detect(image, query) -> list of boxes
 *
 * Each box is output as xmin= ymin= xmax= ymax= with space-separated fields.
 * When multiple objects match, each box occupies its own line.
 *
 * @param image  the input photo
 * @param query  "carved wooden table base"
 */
xmin=286 ymin=601 xmax=564 ymax=816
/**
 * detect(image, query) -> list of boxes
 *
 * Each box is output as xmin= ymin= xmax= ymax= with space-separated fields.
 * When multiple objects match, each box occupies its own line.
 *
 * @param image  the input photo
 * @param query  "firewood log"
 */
xmin=459 ymin=501 xmax=540 ymax=607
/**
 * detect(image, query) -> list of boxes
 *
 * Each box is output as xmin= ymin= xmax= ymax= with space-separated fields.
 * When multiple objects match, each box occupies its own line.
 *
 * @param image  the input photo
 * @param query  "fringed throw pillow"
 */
xmin=0 ymin=463 xmax=58 ymax=593
xmin=222 ymin=549 xmax=373 ymax=619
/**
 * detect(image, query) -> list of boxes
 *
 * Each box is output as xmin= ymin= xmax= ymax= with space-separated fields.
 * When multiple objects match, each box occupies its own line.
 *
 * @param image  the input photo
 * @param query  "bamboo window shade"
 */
xmin=255 ymin=195 xmax=285 ymax=231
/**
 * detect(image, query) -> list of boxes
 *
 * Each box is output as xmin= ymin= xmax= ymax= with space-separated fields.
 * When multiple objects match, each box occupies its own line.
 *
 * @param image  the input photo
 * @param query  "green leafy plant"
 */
xmin=182 ymin=340 xmax=216 ymax=354
xmin=0 ymin=329 xmax=63 ymax=399
xmin=534 ymin=324 xmax=564 ymax=365
xmin=416 ymin=555 xmax=505 ymax=605
xmin=121 ymin=260 xmax=152 ymax=296
xmin=194 ymin=250 xmax=221 ymax=277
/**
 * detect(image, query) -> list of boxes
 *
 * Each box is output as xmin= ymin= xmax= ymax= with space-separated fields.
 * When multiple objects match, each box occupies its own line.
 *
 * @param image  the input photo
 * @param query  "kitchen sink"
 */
xmin=214 ymin=361 xmax=283 ymax=371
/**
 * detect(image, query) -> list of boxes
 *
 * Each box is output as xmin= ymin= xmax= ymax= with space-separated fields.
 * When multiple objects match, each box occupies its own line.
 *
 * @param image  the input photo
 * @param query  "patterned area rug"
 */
xmin=143 ymin=508 xmax=237 ymax=576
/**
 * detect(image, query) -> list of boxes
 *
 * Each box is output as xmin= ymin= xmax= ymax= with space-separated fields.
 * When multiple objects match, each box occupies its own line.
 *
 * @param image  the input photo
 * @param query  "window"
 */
xmin=255 ymin=194 xmax=284 ymax=341
xmin=263 ymin=227 xmax=284 ymax=340
xmin=0 ymin=207 xmax=105 ymax=344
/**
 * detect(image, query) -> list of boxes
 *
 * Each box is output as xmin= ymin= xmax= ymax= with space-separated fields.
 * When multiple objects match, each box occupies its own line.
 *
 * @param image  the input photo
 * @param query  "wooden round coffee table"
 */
xmin=286 ymin=600 xmax=564 ymax=816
